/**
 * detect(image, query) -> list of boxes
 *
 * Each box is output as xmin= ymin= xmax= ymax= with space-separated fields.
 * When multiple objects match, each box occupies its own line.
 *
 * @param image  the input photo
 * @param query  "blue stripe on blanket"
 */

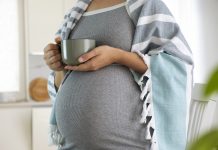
xmin=151 ymin=52 xmax=187 ymax=150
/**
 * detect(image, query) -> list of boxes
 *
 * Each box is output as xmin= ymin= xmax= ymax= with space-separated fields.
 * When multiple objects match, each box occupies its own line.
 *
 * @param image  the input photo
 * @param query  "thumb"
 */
xmin=55 ymin=36 xmax=61 ymax=44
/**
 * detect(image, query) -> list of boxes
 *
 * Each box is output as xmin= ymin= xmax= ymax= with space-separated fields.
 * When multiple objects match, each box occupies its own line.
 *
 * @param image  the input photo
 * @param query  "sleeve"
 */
xmin=130 ymin=0 xmax=193 ymax=83
xmin=130 ymin=0 xmax=193 ymax=100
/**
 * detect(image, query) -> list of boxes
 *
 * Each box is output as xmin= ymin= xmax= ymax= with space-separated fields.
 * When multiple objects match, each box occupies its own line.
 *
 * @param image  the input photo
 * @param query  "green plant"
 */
xmin=188 ymin=128 xmax=218 ymax=150
xmin=204 ymin=66 xmax=218 ymax=98
xmin=189 ymin=66 xmax=218 ymax=150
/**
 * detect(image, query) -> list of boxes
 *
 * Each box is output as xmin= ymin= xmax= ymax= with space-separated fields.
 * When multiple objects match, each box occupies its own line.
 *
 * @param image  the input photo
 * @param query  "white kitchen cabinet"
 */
xmin=32 ymin=107 xmax=56 ymax=150
xmin=25 ymin=0 xmax=77 ymax=55
xmin=0 ymin=108 xmax=32 ymax=150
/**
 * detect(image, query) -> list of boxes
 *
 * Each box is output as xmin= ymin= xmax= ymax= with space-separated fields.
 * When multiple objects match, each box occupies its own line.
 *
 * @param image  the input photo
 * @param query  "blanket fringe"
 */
xmin=136 ymin=54 xmax=158 ymax=149
xmin=140 ymin=80 xmax=151 ymax=100
xmin=48 ymin=124 xmax=63 ymax=146
xmin=151 ymin=129 xmax=158 ymax=150
xmin=140 ymin=78 xmax=158 ymax=149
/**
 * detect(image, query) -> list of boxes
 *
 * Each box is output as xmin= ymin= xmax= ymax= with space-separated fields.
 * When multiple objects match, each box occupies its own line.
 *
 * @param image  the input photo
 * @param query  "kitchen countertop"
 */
xmin=0 ymin=100 xmax=52 ymax=108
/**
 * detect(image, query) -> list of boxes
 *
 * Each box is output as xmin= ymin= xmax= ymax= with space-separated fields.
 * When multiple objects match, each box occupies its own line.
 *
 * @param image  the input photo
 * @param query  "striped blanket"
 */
xmin=47 ymin=0 xmax=194 ymax=149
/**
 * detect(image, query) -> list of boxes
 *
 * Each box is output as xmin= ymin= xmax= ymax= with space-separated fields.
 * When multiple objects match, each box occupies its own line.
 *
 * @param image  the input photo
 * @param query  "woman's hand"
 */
xmin=43 ymin=37 xmax=65 ymax=71
xmin=65 ymin=45 xmax=121 ymax=71
xmin=65 ymin=45 xmax=148 ymax=74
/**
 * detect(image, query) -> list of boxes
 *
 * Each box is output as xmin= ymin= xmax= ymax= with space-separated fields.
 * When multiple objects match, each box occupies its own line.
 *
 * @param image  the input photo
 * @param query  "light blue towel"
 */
xmin=151 ymin=52 xmax=188 ymax=150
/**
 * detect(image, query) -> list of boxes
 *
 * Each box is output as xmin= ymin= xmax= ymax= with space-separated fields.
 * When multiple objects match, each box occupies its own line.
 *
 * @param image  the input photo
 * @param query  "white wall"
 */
xmin=164 ymin=0 xmax=218 ymax=83
xmin=190 ymin=0 xmax=218 ymax=127
xmin=163 ymin=0 xmax=218 ymax=127
xmin=190 ymin=0 xmax=218 ymax=83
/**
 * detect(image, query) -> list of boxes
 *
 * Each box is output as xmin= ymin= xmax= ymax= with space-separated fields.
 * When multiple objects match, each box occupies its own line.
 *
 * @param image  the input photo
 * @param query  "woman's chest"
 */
xmin=69 ymin=5 xmax=135 ymax=51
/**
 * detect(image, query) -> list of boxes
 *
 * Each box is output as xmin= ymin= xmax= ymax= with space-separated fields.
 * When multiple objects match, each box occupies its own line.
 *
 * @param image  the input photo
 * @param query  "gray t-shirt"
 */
xmin=55 ymin=3 xmax=150 ymax=150
xmin=69 ymin=3 xmax=135 ymax=52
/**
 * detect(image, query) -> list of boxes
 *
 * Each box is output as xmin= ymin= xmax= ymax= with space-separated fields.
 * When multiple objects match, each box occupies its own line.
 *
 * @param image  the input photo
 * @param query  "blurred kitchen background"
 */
xmin=0 ymin=0 xmax=217 ymax=150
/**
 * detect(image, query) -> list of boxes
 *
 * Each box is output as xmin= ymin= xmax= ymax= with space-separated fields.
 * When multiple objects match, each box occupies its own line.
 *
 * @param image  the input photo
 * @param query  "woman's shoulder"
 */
xmin=126 ymin=0 xmax=173 ymax=22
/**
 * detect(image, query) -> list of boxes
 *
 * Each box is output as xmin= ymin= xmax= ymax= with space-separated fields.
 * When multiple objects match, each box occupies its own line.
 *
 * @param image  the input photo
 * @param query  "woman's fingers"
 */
xmin=55 ymin=36 xmax=61 ymax=44
xmin=65 ymin=63 xmax=90 ymax=71
xmin=43 ymin=44 xmax=60 ymax=60
xmin=44 ymin=43 xmax=59 ymax=53
xmin=50 ymin=61 xmax=64 ymax=71
xmin=43 ymin=42 xmax=64 ymax=71
xmin=65 ymin=57 xmax=99 ymax=71
xmin=48 ymin=54 xmax=62 ymax=65
xmin=44 ymin=49 xmax=60 ymax=60
xmin=78 ymin=49 xmax=99 ymax=63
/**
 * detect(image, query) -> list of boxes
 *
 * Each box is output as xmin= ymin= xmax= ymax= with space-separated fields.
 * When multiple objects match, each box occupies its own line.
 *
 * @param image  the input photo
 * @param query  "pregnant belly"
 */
xmin=55 ymin=64 xmax=147 ymax=149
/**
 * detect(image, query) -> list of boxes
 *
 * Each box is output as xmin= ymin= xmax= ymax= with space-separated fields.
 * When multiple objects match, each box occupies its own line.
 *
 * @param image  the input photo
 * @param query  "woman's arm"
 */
xmin=114 ymin=48 xmax=148 ymax=74
xmin=44 ymin=37 xmax=66 ymax=90
xmin=64 ymin=45 xmax=148 ymax=74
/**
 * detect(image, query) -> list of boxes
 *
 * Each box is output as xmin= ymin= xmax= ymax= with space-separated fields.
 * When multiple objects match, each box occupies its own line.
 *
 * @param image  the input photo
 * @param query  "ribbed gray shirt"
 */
xmin=55 ymin=3 xmax=150 ymax=150
xmin=69 ymin=2 xmax=135 ymax=52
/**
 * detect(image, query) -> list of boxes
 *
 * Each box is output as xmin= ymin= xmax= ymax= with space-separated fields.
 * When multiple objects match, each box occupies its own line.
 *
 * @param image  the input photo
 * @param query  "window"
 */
xmin=0 ymin=0 xmax=25 ymax=102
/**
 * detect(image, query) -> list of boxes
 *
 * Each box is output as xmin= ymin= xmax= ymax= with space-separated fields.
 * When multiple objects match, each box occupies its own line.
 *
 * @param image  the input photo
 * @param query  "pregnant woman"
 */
xmin=44 ymin=0 xmax=193 ymax=150
xmin=44 ymin=0 xmax=149 ymax=149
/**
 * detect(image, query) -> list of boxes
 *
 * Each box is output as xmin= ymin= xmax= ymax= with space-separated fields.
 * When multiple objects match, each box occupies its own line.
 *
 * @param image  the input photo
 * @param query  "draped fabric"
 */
xmin=47 ymin=0 xmax=194 ymax=149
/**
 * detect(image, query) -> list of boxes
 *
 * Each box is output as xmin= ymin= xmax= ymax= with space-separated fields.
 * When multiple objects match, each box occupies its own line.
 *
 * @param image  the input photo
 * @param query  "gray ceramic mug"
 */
xmin=59 ymin=39 xmax=96 ymax=66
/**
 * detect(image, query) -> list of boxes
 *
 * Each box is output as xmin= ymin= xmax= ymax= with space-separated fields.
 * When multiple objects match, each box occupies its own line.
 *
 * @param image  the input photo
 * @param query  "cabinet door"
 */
xmin=0 ymin=108 xmax=32 ymax=150
xmin=32 ymin=107 xmax=56 ymax=150
xmin=26 ymin=0 xmax=64 ymax=55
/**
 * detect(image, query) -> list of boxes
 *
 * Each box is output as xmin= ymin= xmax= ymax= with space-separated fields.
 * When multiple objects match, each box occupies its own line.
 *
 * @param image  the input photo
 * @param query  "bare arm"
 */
xmin=114 ymin=48 xmax=148 ymax=74
xmin=64 ymin=45 xmax=148 ymax=75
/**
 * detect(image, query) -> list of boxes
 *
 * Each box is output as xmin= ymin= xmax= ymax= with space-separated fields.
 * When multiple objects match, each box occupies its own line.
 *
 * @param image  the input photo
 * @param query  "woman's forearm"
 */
xmin=114 ymin=48 xmax=148 ymax=74
xmin=59 ymin=46 xmax=147 ymax=75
